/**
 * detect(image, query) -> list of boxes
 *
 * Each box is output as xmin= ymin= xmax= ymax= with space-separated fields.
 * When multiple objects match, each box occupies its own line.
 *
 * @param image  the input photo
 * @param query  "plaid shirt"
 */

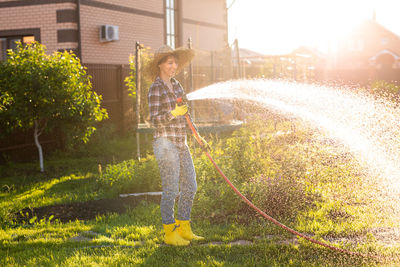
xmin=148 ymin=76 xmax=188 ymax=147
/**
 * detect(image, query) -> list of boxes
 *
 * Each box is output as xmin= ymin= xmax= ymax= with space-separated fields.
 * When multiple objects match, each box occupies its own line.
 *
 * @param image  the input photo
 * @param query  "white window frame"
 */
xmin=166 ymin=0 xmax=176 ymax=48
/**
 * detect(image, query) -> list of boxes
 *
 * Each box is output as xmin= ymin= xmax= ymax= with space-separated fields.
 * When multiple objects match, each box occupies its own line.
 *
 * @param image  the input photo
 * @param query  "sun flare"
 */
xmin=229 ymin=0 xmax=381 ymax=54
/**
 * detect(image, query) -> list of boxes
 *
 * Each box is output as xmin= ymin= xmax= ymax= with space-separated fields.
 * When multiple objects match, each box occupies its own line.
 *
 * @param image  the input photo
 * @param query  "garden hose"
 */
xmin=176 ymin=96 xmax=381 ymax=261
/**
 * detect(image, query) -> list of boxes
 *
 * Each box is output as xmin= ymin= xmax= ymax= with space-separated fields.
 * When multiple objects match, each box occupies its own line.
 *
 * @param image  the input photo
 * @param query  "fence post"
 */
xmin=211 ymin=50 xmax=215 ymax=83
xmin=135 ymin=41 xmax=143 ymax=160
xmin=118 ymin=64 xmax=125 ymax=132
xmin=234 ymin=39 xmax=241 ymax=79
xmin=187 ymin=38 xmax=195 ymax=120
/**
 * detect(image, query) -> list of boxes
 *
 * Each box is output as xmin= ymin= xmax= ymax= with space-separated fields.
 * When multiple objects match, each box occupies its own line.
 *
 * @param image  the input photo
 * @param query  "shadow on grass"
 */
xmin=0 ymin=158 xmax=99 ymax=188
xmin=43 ymin=176 xmax=97 ymax=196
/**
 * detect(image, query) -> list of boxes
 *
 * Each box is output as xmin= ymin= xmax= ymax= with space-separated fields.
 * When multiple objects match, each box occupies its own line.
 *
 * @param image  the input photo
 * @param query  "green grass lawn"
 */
xmin=1 ymin=122 xmax=399 ymax=266
xmin=0 ymin=201 xmax=381 ymax=266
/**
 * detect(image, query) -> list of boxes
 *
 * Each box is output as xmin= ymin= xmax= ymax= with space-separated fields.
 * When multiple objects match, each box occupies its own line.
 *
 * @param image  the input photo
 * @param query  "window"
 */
xmin=166 ymin=0 xmax=177 ymax=48
xmin=0 ymin=35 xmax=35 ymax=61
xmin=23 ymin=36 xmax=35 ymax=44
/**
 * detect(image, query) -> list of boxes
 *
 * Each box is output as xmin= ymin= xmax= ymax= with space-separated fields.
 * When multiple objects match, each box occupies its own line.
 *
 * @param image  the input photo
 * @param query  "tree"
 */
xmin=0 ymin=61 xmax=12 ymax=112
xmin=0 ymin=42 xmax=108 ymax=171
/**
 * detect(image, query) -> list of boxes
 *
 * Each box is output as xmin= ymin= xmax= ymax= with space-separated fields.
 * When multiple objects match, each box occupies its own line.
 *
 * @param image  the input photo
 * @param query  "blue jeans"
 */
xmin=153 ymin=137 xmax=197 ymax=225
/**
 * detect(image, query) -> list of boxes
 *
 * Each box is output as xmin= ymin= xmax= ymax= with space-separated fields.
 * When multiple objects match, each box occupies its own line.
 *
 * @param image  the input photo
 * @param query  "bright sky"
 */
xmin=227 ymin=0 xmax=400 ymax=55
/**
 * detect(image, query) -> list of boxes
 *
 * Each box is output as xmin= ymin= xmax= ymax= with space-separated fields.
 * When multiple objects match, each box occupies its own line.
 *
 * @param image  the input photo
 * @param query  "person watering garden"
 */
xmin=146 ymin=45 xmax=205 ymax=246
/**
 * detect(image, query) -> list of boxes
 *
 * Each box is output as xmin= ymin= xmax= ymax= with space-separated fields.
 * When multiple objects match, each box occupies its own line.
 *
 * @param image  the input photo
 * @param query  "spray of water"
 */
xmin=187 ymin=79 xmax=400 ymax=203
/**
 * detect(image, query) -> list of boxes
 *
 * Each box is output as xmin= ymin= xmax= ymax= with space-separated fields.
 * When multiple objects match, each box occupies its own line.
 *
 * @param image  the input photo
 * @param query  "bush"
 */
xmin=192 ymin=120 xmax=323 ymax=223
xmin=97 ymin=155 xmax=161 ymax=195
xmin=369 ymin=80 xmax=400 ymax=103
xmin=58 ymin=122 xmax=130 ymax=159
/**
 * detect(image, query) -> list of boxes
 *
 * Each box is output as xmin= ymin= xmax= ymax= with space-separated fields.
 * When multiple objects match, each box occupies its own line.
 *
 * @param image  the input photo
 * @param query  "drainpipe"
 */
xmin=177 ymin=0 xmax=183 ymax=47
xmin=76 ymin=0 xmax=82 ymax=60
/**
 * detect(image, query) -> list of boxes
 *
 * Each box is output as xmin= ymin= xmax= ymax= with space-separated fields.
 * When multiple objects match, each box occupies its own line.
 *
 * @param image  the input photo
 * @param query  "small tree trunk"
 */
xmin=34 ymin=120 xmax=44 ymax=172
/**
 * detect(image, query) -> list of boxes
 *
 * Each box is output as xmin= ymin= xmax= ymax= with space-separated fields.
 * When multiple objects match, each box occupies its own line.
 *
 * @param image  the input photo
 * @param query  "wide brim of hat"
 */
xmin=145 ymin=47 xmax=195 ymax=80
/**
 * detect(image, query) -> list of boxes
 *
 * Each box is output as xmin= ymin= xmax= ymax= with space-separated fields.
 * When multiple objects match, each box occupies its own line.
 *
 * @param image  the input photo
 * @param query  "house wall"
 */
xmin=334 ymin=20 xmax=400 ymax=69
xmin=0 ymin=0 xmax=228 ymax=64
xmin=0 ymin=1 xmax=77 ymax=54
xmin=79 ymin=0 xmax=164 ymax=64
xmin=180 ymin=0 xmax=227 ymax=51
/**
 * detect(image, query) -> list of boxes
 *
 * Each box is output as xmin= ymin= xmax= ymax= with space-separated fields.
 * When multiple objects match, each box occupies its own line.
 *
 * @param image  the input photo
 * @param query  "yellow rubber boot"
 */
xmin=176 ymin=220 xmax=204 ymax=241
xmin=163 ymin=223 xmax=190 ymax=246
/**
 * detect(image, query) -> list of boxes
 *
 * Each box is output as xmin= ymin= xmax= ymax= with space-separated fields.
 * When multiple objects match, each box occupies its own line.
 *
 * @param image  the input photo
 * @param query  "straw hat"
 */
xmin=145 ymin=45 xmax=195 ymax=80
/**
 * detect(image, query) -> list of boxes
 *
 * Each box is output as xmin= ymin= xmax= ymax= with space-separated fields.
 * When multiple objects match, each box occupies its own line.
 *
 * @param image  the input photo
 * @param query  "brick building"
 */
xmin=0 ymin=0 xmax=228 ymax=63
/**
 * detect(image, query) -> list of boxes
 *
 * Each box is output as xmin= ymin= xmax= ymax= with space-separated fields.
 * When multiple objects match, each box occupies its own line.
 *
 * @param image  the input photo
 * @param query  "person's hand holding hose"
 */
xmin=171 ymin=104 xmax=188 ymax=117
xmin=175 ymin=96 xmax=209 ymax=150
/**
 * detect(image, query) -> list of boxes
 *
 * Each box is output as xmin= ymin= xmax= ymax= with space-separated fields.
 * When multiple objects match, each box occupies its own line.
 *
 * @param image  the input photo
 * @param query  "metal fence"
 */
xmin=85 ymin=63 xmax=134 ymax=130
xmin=180 ymin=47 xmax=235 ymax=123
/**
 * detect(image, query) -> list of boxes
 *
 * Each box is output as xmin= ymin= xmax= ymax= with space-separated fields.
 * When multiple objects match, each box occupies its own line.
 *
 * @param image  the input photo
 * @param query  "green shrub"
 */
xmin=192 ymin=120 xmax=324 ymax=223
xmin=369 ymin=80 xmax=400 ymax=103
xmin=96 ymin=155 xmax=161 ymax=195
xmin=60 ymin=122 xmax=130 ymax=158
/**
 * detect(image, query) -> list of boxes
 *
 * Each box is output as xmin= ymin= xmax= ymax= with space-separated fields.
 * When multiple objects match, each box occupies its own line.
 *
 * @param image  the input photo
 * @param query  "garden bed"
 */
xmin=15 ymin=195 xmax=160 ymax=223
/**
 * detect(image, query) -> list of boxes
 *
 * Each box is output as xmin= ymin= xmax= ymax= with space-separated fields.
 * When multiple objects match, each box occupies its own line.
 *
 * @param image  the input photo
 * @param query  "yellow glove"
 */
xmin=171 ymin=104 xmax=188 ymax=117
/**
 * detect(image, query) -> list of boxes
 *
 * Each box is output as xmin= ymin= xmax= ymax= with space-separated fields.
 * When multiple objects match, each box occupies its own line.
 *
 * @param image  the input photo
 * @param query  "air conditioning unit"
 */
xmin=100 ymin=25 xmax=119 ymax=42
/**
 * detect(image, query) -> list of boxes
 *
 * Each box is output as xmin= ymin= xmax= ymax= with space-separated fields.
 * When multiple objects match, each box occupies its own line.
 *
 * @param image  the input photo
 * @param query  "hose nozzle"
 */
xmin=176 ymin=95 xmax=188 ymax=106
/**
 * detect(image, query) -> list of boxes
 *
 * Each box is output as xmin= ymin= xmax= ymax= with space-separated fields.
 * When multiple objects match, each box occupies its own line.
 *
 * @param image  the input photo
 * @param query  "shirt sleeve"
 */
xmin=148 ymin=84 xmax=174 ymax=127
